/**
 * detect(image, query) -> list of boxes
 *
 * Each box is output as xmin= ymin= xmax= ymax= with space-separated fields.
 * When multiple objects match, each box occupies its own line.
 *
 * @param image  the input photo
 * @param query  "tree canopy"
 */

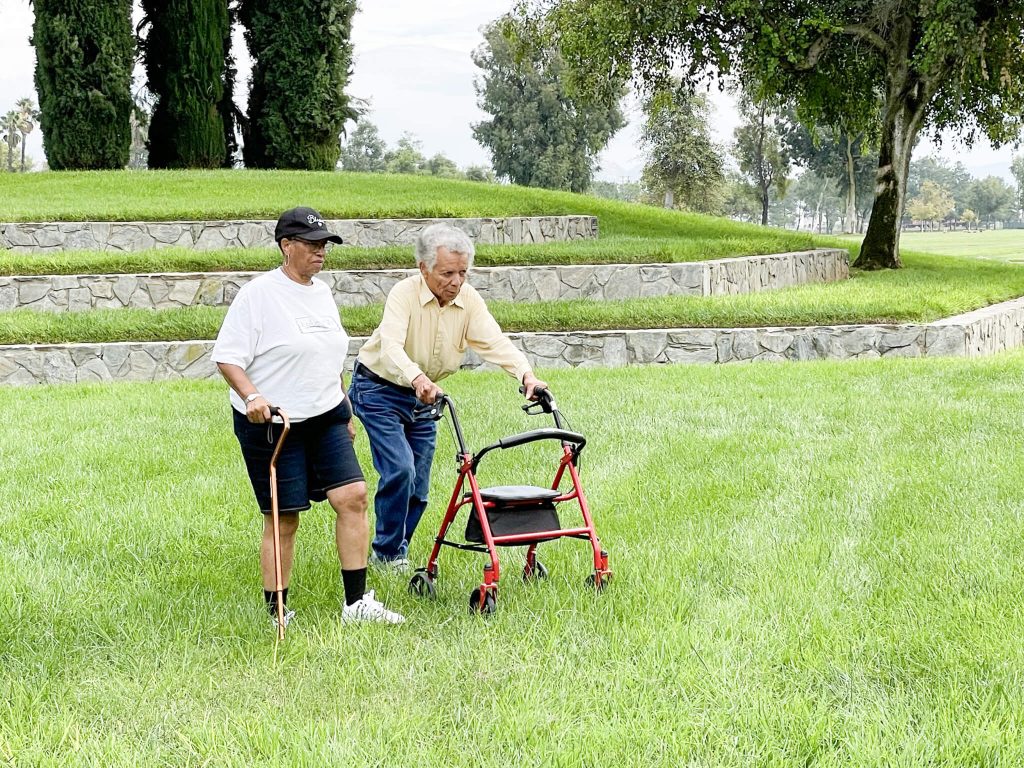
xmin=338 ymin=120 xmax=388 ymax=173
xmin=239 ymin=0 xmax=358 ymax=169
xmin=139 ymin=0 xmax=230 ymax=169
xmin=733 ymin=94 xmax=790 ymax=226
xmin=525 ymin=0 xmax=1024 ymax=268
xmin=639 ymin=84 xmax=725 ymax=214
xmin=472 ymin=15 xmax=625 ymax=193
xmin=31 ymin=0 xmax=133 ymax=170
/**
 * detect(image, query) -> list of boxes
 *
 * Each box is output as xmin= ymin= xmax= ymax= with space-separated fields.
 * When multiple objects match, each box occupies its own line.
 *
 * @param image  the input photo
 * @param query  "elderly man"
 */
xmin=348 ymin=223 xmax=547 ymax=570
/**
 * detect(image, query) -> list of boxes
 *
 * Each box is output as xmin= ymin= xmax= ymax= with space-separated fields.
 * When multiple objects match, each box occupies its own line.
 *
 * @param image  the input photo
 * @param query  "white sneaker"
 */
xmin=270 ymin=607 xmax=295 ymax=630
xmin=369 ymin=553 xmax=411 ymax=573
xmin=341 ymin=590 xmax=406 ymax=624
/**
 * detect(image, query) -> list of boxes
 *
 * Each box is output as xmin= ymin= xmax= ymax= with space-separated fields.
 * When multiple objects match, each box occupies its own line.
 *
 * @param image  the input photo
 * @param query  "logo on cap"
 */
xmin=306 ymin=214 xmax=325 ymax=228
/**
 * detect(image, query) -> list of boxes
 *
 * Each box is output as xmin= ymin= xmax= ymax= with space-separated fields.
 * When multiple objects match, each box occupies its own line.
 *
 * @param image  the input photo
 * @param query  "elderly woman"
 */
xmin=212 ymin=207 xmax=404 ymax=628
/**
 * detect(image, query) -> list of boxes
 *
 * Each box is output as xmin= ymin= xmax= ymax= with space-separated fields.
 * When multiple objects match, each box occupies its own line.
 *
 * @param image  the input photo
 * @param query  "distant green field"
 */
xmin=838 ymin=229 xmax=1024 ymax=262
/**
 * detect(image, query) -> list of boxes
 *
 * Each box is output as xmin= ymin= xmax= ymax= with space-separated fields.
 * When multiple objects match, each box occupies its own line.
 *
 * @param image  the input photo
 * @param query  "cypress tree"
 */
xmin=31 ymin=0 xmax=133 ymax=170
xmin=238 ymin=0 xmax=358 ymax=169
xmin=140 ymin=0 xmax=230 ymax=169
xmin=219 ymin=3 xmax=241 ymax=168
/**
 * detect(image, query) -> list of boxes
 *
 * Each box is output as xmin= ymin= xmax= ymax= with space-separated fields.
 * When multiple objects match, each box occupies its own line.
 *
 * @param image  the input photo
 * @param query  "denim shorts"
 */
xmin=232 ymin=398 xmax=363 ymax=515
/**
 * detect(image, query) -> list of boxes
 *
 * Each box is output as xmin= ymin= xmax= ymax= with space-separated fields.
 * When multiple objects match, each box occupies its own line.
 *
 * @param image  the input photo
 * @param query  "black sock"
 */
xmin=341 ymin=568 xmax=367 ymax=606
xmin=264 ymin=587 xmax=289 ymax=614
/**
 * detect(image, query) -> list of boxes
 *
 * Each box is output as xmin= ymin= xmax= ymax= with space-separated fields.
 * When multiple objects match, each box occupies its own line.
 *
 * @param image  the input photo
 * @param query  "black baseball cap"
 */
xmin=274 ymin=207 xmax=343 ymax=244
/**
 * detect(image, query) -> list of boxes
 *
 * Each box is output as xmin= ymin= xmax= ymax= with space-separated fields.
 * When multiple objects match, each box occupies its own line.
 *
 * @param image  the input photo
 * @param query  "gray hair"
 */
xmin=415 ymin=223 xmax=475 ymax=270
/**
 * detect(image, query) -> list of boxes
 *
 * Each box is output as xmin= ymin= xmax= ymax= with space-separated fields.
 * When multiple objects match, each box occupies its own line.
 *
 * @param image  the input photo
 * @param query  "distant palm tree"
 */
xmin=1 ymin=111 xmax=21 ymax=173
xmin=15 ymin=98 xmax=39 ymax=173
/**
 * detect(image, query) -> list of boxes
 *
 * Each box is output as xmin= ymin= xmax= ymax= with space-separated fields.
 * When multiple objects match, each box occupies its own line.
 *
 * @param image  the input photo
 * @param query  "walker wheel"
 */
xmin=585 ymin=572 xmax=610 ymax=592
xmin=523 ymin=560 xmax=548 ymax=582
xmin=469 ymin=587 xmax=497 ymax=615
xmin=408 ymin=571 xmax=436 ymax=599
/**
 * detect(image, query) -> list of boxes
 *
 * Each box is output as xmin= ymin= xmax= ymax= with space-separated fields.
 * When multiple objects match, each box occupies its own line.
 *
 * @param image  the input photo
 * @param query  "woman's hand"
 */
xmin=246 ymin=395 xmax=272 ymax=424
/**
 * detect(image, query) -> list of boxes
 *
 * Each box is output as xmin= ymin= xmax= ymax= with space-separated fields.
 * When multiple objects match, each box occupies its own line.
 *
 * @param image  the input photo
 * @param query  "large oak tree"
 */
xmin=525 ymin=1 xmax=1024 ymax=269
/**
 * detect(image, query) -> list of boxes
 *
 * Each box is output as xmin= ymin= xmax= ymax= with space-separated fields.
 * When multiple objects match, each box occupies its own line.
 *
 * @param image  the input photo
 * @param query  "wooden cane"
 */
xmin=267 ymin=406 xmax=290 ymax=640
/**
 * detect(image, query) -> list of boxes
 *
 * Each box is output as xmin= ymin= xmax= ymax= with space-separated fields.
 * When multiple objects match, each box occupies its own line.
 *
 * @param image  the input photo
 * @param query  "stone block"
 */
xmin=67 ymin=288 xmax=92 ymax=311
xmin=77 ymin=358 xmax=113 ymax=382
xmin=759 ymin=331 xmax=795 ymax=354
xmin=925 ymin=325 xmax=967 ymax=356
xmin=108 ymin=226 xmax=155 ymax=252
xmin=63 ymin=230 xmax=103 ymax=250
xmin=167 ymin=279 xmax=201 ymax=306
xmin=2 ymin=224 xmax=37 ymax=247
xmin=731 ymin=330 xmax=761 ymax=361
xmin=604 ymin=267 xmax=641 ymax=300
xmin=33 ymin=227 xmax=66 ymax=248
xmin=86 ymin=279 xmax=114 ymax=299
xmin=628 ymin=331 xmax=667 ymax=363
xmin=167 ymin=342 xmax=213 ymax=373
xmin=520 ymin=334 xmax=568 ymax=358
xmin=196 ymin=279 xmax=224 ymax=306
xmin=111 ymin=275 xmax=140 ymax=305
xmin=602 ymin=334 xmax=628 ymax=367
xmin=194 ymin=228 xmax=234 ymax=251
xmin=18 ymin=282 xmax=50 ymax=305
xmin=42 ymin=350 xmax=77 ymax=383
xmin=0 ymin=283 xmax=15 ymax=310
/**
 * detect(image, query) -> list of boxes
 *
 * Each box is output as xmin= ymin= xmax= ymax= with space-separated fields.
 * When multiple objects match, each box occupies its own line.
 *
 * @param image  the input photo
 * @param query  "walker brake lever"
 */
xmin=413 ymin=398 xmax=447 ymax=421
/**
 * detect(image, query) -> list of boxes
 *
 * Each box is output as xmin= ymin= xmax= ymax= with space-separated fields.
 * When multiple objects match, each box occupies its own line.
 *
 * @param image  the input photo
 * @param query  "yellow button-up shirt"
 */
xmin=356 ymin=274 xmax=532 ymax=387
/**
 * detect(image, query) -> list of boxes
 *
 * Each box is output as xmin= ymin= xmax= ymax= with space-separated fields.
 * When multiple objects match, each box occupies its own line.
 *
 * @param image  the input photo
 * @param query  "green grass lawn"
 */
xmin=0 ymin=233 xmax=826 ymax=276
xmin=0 ymin=169 xmax=817 ymax=245
xmin=3 ymin=359 xmax=1024 ymax=765
xmin=899 ymin=229 xmax=1024 ymax=261
xmin=3 ymin=251 xmax=1023 ymax=345
xmin=837 ymin=229 xmax=1024 ymax=262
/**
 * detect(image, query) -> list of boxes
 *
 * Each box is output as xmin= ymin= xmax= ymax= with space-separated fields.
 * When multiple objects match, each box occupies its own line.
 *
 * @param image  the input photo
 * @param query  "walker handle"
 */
xmin=519 ymin=384 xmax=554 ymax=414
xmin=472 ymin=427 xmax=585 ymax=471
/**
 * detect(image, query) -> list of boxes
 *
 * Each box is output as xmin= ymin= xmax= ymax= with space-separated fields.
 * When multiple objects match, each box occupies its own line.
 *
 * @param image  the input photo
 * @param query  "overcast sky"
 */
xmin=0 ymin=0 xmax=1017 ymax=182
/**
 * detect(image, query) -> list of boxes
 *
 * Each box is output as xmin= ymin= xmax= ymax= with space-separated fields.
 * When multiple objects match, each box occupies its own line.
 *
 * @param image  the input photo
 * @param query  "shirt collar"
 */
xmin=417 ymin=273 xmax=465 ymax=308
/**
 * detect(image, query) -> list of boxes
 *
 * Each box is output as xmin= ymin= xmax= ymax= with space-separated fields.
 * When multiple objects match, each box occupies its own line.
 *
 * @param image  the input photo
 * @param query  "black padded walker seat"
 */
xmin=466 ymin=485 xmax=563 ymax=544
xmin=478 ymin=485 xmax=561 ymax=503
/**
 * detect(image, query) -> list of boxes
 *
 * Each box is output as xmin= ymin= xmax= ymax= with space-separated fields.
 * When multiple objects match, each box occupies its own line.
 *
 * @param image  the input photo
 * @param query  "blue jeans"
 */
xmin=349 ymin=371 xmax=438 ymax=560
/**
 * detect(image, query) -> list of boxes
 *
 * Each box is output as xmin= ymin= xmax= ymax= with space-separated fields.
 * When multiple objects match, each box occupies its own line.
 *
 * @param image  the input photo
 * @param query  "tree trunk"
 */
xmin=663 ymin=189 xmax=674 ymax=209
xmin=854 ymin=101 xmax=923 ymax=269
xmin=813 ymin=186 xmax=824 ymax=232
xmin=843 ymin=135 xmax=857 ymax=234
xmin=760 ymin=191 xmax=769 ymax=226
xmin=854 ymin=27 xmax=934 ymax=271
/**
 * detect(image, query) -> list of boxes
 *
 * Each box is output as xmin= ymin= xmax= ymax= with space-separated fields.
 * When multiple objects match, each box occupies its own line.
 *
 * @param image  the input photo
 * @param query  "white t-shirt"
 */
xmin=211 ymin=268 xmax=349 ymax=421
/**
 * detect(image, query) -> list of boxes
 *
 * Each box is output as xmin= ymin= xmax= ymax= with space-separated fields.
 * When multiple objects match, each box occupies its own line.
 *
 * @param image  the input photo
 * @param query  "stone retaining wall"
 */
xmin=0 ymin=215 xmax=597 ymax=253
xmin=4 ymin=297 xmax=1022 ymax=386
xmin=0 ymin=249 xmax=848 ymax=311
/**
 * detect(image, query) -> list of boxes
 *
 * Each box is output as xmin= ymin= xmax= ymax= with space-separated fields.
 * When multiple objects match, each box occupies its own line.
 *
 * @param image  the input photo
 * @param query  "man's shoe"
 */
xmin=369 ymin=552 xmax=411 ymax=573
xmin=341 ymin=590 xmax=405 ymax=624
xmin=270 ymin=607 xmax=295 ymax=630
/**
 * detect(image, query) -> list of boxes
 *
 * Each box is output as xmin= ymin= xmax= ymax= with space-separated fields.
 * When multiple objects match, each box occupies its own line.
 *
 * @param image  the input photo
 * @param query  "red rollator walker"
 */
xmin=408 ymin=386 xmax=611 ymax=614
